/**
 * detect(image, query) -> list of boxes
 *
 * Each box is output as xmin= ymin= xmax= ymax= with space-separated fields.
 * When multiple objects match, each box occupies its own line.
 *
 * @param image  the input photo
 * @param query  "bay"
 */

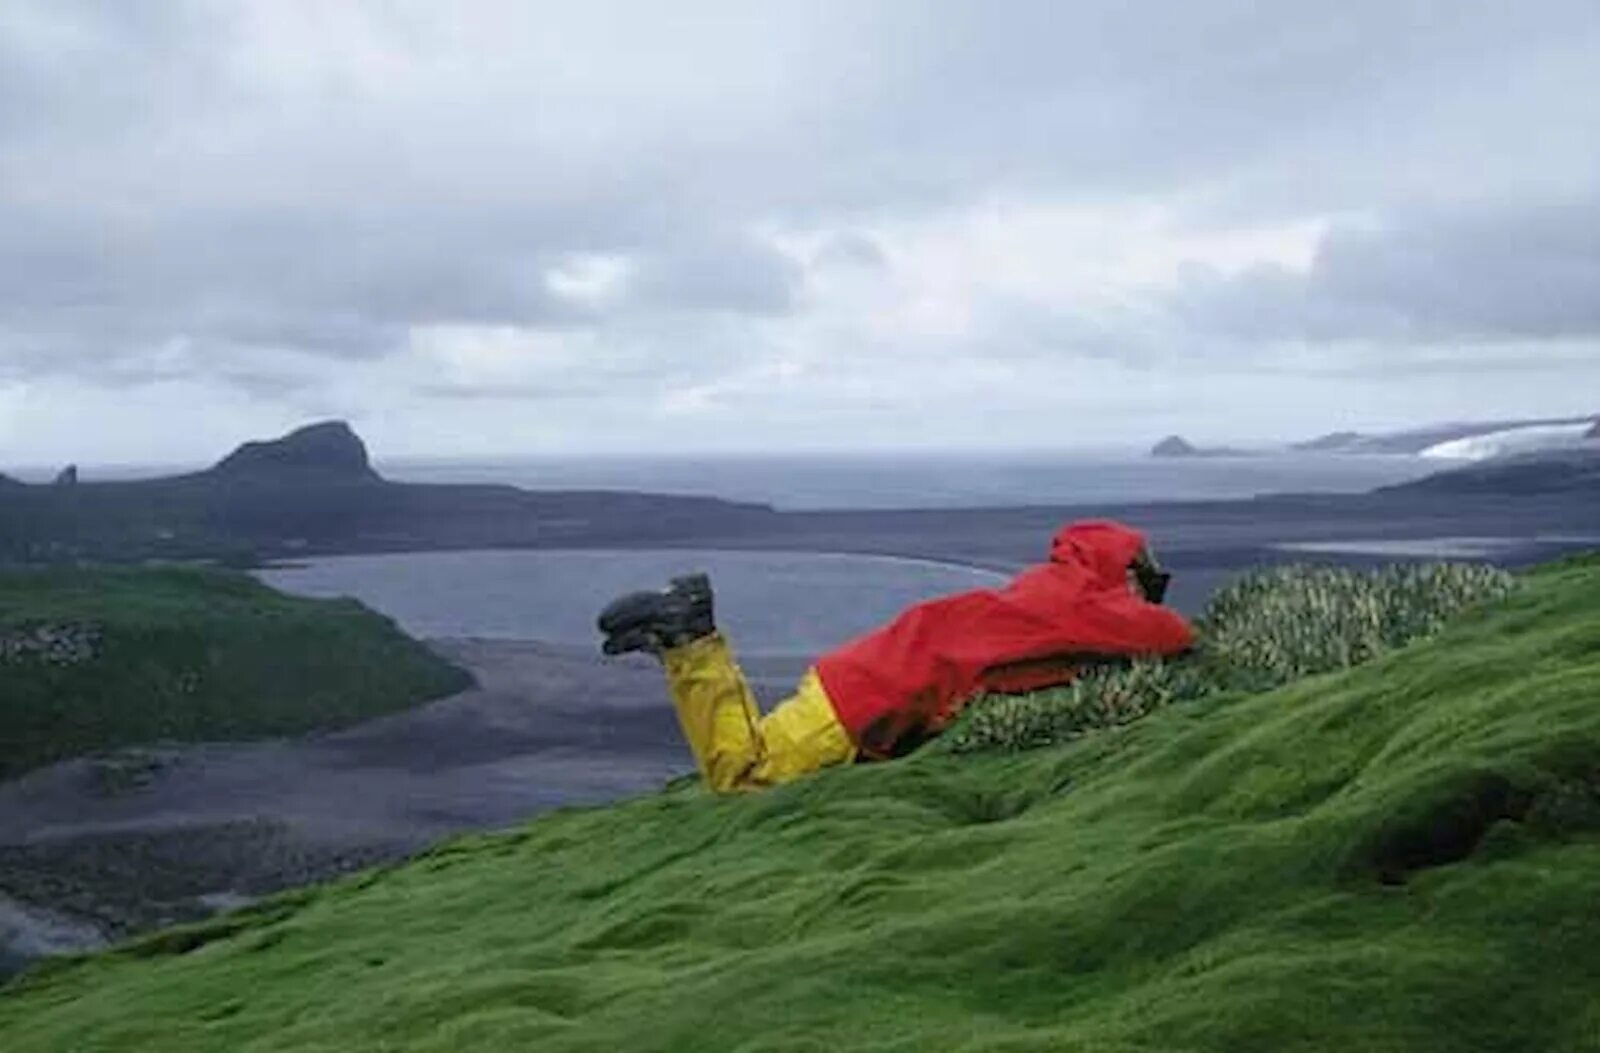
xmin=259 ymin=549 xmax=1007 ymax=657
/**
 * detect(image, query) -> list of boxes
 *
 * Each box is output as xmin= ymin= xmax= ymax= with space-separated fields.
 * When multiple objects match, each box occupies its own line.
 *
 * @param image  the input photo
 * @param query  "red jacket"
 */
xmin=814 ymin=520 xmax=1194 ymax=758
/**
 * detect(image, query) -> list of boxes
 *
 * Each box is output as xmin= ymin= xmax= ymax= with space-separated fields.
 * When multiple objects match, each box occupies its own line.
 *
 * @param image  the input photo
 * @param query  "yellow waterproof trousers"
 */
xmin=661 ymin=633 xmax=858 ymax=793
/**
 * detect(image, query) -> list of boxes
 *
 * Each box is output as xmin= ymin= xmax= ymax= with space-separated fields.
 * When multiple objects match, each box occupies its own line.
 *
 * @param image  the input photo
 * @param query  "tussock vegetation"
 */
xmin=946 ymin=562 xmax=1518 ymax=753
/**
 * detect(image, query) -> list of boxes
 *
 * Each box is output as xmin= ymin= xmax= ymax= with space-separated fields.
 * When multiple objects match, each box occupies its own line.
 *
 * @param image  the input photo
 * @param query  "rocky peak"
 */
xmin=53 ymin=464 xmax=78 ymax=486
xmin=1586 ymin=418 xmax=1599 ymax=440
xmin=1150 ymin=435 xmax=1198 ymax=458
xmin=209 ymin=421 xmax=382 ymax=483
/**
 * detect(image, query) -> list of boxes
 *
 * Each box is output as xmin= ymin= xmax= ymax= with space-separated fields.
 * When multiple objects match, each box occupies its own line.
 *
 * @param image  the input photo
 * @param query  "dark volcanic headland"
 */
xmin=0 ymin=422 xmax=779 ymax=564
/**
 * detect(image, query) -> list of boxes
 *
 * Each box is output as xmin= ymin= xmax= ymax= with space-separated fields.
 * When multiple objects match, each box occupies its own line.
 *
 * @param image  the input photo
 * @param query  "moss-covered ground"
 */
xmin=2 ymin=555 xmax=1597 ymax=1051
xmin=0 ymin=565 xmax=472 ymax=779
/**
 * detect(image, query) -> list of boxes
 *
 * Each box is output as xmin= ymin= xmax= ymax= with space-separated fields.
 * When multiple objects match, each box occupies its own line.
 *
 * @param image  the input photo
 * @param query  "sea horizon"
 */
xmin=376 ymin=450 xmax=1438 ymax=511
xmin=5 ymin=448 xmax=1440 ymax=512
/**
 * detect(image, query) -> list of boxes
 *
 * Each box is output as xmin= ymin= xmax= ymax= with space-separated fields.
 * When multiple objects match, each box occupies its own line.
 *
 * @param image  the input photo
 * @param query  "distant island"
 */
xmin=1149 ymin=435 xmax=1247 ymax=458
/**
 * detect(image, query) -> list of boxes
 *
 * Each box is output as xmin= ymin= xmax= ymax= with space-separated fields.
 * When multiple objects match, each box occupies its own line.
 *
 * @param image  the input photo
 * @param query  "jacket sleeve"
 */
xmin=1053 ymin=589 xmax=1195 ymax=658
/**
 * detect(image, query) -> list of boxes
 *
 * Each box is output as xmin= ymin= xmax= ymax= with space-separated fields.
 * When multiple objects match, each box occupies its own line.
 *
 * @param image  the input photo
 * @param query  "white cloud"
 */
xmin=544 ymin=255 xmax=632 ymax=308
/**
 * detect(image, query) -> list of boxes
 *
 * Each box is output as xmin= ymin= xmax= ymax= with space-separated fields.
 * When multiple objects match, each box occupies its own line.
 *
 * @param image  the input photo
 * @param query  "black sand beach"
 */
xmin=0 ymin=638 xmax=810 ymax=973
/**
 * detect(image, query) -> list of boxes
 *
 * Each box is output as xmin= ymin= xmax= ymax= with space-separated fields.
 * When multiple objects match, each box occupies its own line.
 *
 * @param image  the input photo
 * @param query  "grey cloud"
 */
xmin=811 ymin=233 xmax=888 ymax=271
xmin=628 ymin=237 xmax=803 ymax=316
xmin=0 ymin=206 xmax=592 ymax=378
xmin=0 ymin=0 xmax=1596 ymax=402
xmin=775 ymin=1 xmax=1599 ymax=221
xmin=212 ymin=368 xmax=322 ymax=399
xmin=1174 ymin=199 xmax=1600 ymax=344
xmin=417 ymin=377 xmax=647 ymax=402
xmin=0 ymin=3 xmax=218 ymax=139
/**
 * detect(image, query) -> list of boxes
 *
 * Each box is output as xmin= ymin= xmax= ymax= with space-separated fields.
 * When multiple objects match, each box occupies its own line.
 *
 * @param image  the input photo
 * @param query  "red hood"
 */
xmin=1048 ymin=520 xmax=1148 ymax=589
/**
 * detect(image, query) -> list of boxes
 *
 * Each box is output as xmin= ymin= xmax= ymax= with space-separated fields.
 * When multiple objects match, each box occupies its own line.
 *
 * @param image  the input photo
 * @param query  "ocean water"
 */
xmin=377 ymin=451 xmax=1436 ymax=511
xmin=259 ymin=549 xmax=1007 ymax=656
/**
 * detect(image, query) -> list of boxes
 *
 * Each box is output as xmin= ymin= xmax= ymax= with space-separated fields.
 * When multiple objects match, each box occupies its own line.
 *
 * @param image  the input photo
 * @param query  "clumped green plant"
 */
xmin=944 ymin=561 xmax=1518 ymax=753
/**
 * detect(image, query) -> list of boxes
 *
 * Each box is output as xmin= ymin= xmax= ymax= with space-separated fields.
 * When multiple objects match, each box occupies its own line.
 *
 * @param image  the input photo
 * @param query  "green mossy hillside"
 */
xmin=2 ymin=555 xmax=1598 ymax=1051
xmin=0 ymin=565 xmax=472 ymax=779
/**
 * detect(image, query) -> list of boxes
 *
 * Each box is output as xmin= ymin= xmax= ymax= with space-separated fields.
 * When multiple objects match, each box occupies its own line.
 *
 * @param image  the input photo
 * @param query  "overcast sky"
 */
xmin=2 ymin=1 xmax=1597 ymax=465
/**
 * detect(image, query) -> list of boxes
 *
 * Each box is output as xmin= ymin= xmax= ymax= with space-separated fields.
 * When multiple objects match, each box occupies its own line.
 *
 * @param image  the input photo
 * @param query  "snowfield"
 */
xmin=1419 ymin=421 xmax=1597 ymax=460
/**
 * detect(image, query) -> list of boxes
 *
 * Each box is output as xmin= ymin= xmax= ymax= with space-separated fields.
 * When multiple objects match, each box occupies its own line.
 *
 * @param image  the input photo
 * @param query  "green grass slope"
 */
xmin=0 ymin=566 xmax=472 ymax=779
xmin=3 ymin=556 xmax=1598 ymax=1052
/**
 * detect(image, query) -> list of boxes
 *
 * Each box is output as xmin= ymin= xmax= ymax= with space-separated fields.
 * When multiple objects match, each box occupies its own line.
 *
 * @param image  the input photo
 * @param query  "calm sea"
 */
xmin=376 ymin=451 xmax=1436 ymax=511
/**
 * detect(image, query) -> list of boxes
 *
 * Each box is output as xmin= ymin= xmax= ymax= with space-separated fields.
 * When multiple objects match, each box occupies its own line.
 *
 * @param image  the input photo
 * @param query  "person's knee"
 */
xmin=748 ymin=677 xmax=857 ymax=787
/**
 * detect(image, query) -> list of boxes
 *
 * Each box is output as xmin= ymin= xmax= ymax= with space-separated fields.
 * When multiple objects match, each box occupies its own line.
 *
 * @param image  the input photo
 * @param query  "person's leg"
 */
xmin=749 ymin=668 xmax=857 ymax=786
xmin=661 ymin=634 xmax=856 ymax=793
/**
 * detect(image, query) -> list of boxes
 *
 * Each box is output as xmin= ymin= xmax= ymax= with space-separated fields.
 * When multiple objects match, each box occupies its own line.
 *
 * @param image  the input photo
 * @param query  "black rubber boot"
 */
xmin=597 ymin=573 xmax=716 ymax=656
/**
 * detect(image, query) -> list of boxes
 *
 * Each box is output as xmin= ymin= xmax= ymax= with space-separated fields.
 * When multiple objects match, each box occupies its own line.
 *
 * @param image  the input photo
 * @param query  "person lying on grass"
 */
xmin=596 ymin=520 xmax=1194 ymax=793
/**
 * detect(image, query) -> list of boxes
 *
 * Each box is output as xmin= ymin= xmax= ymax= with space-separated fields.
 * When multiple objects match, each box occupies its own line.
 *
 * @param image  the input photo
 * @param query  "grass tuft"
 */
xmin=944 ymin=562 xmax=1518 ymax=754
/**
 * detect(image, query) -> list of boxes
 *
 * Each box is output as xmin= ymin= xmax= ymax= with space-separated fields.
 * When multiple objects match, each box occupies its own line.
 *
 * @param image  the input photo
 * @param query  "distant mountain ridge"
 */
xmin=1292 ymin=430 xmax=1362 ymax=452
